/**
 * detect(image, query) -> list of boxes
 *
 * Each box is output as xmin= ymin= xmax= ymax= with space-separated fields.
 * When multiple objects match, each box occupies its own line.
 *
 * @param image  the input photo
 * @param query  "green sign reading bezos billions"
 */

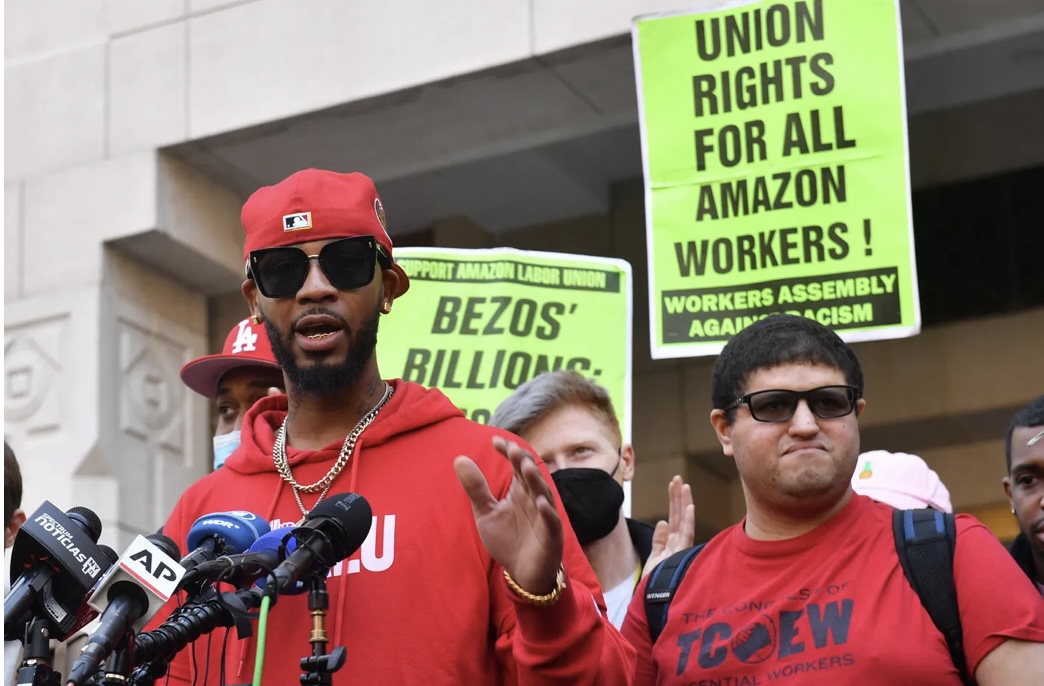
xmin=378 ymin=248 xmax=633 ymax=440
xmin=633 ymin=0 xmax=920 ymax=358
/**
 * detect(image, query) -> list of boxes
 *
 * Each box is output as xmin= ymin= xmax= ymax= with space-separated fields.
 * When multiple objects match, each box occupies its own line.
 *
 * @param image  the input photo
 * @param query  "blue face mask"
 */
xmin=212 ymin=430 xmax=241 ymax=470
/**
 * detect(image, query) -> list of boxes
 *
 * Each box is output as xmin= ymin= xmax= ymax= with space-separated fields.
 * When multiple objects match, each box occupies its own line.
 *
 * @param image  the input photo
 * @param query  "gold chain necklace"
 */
xmin=273 ymin=382 xmax=393 ymax=522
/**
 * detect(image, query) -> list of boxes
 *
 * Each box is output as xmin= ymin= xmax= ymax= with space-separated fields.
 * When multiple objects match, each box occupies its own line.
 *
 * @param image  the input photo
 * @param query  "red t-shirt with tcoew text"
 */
xmin=623 ymin=494 xmax=1044 ymax=685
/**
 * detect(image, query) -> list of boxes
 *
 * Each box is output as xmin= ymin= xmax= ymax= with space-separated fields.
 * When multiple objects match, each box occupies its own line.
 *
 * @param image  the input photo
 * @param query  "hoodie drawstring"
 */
xmin=332 ymin=437 xmax=362 ymax=651
xmin=236 ymin=477 xmax=287 ymax=678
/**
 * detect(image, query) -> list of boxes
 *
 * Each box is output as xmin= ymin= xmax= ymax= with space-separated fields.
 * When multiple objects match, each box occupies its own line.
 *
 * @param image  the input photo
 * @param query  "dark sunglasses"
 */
xmin=248 ymin=236 xmax=391 ymax=299
xmin=724 ymin=385 xmax=860 ymax=423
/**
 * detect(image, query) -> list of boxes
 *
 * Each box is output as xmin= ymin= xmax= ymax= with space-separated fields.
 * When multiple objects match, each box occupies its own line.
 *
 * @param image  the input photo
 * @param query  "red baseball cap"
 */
xmin=240 ymin=169 xmax=410 ymax=297
xmin=180 ymin=319 xmax=281 ymax=399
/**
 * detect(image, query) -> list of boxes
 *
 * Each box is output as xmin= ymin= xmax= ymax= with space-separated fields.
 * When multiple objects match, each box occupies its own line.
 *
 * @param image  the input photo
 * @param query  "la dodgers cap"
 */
xmin=180 ymin=319 xmax=281 ymax=399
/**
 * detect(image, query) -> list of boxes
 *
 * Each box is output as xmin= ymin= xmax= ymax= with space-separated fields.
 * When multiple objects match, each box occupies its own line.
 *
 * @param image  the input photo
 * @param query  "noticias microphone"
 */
xmin=4 ymin=502 xmax=115 ymax=640
xmin=265 ymin=493 xmax=372 ymax=598
xmin=66 ymin=533 xmax=186 ymax=686
xmin=176 ymin=510 xmax=270 ymax=592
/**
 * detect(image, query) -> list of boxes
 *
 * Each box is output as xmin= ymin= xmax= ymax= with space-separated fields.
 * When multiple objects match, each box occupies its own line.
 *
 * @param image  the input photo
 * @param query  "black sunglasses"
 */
xmin=248 ymin=236 xmax=392 ymax=299
xmin=724 ymin=385 xmax=860 ymax=423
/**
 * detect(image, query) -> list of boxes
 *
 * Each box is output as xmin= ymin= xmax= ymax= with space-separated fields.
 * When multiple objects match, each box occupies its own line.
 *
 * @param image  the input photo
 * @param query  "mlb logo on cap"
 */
xmin=283 ymin=212 xmax=312 ymax=231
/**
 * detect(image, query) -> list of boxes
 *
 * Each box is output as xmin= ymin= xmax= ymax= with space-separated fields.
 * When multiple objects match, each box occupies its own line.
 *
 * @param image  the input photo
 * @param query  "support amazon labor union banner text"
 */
xmin=377 ymin=247 xmax=633 ymax=442
xmin=633 ymin=0 xmax=920 ymax=358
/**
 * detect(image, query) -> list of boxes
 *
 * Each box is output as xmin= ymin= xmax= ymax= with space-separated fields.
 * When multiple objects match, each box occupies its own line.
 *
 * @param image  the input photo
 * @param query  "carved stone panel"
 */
xmin=4 ymin=314 xmax=68 ymax=438
xmin=118 ymin=317 xmax=187 ymax=454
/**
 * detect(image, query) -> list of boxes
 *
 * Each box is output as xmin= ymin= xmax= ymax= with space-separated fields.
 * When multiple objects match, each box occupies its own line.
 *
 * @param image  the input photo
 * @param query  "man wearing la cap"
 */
xmin=851 ymin=449 xmax=953 ymax=512
xmin=156 ymin=169 xmax=635 ymax=685
xmin=180 ymin=318 xmax=284 ymax=469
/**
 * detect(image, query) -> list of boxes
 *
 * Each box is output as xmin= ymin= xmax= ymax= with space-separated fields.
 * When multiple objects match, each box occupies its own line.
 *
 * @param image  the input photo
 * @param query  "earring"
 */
xmin=380 ymin=302 xmax=391 ymax=314
xmin=251 ymin=314 xmax=262 ymax=325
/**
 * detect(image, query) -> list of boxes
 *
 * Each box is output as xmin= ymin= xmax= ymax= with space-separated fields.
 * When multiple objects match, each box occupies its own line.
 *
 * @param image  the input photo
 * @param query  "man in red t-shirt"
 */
xmin=622 ymin=314 xmax=1044 ymax=685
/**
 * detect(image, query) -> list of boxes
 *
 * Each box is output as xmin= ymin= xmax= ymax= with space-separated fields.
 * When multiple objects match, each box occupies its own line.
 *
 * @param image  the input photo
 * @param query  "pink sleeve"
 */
xmin=621 ymin=574 xmax=658 ymax=686
xmin=490 ymin=440 xmax=636 ymax=685
xmin=953 ymin=516 xmax=1044 ymax=673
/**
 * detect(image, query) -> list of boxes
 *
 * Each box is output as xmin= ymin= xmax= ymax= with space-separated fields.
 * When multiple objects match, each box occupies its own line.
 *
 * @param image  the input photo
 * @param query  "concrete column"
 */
xmin=3 ymin=152 xmax=245 ymax=550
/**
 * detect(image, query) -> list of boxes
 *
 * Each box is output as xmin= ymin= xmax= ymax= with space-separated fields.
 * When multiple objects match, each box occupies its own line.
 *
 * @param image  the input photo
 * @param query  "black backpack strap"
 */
xmin=643 ymin=543 xmax=706 ymax=644
xmin=892 ymin=508 xmax=971 ymax=685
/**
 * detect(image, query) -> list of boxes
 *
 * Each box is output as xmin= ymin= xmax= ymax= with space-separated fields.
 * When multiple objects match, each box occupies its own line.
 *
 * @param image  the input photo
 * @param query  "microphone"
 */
xmin=179 ymin=528 xmax=301 ymax=594
xmin=250 ymin=529 xmax=307 ymax=595
xmin=131 ymin=532 xmax=298 ymax=674
xmin=63 ymin=545 xmax=121 ymax=637
xmin=4 ymin=502 xmax=113 ymax=640
xmin=131 ymin=498 xmax=371 ymax=676
xmin=180 ymin=510 xmax=270 ymax=571
xmin=176 ymin=511 xmax=270 ymax=592
xmin=266 ymin=493 xmax=372 ymax=597
xmin=66 ymin=533 xmax=186 ymax=686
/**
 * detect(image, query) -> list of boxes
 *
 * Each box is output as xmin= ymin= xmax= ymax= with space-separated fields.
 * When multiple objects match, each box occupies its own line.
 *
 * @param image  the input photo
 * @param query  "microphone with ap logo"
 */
xmin=66 ymin=533 xmax=186 ymax=686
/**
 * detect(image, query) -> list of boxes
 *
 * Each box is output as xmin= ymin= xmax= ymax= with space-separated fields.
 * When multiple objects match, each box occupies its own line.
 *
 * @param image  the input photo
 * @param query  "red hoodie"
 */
xmin=157 ymin=379 xmax=636 ymax=685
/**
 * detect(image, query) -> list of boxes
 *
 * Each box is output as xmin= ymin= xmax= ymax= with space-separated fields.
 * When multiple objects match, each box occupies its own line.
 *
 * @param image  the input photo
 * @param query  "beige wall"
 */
xmin=3 ymin=0 xmax=704 ymax=182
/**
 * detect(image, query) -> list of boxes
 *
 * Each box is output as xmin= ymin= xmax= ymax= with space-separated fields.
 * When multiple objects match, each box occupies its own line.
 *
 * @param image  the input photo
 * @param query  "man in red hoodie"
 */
xmin=157 ymin=169 xmax=636 ymax=685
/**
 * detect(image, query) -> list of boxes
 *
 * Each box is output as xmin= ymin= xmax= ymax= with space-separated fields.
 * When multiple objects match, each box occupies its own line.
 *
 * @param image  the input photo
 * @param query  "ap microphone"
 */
xmin=131 ymin=531 xmax=298 ymax=675
xmin=266 ymin=493 xmax=372 ymax=596
xmin=66 ymin=533 xmax=186 ymax=686
xmin=180 ymin=510 xmax=270 ymax=571
xmin=4 ymin=502 xmax=112 ymax=640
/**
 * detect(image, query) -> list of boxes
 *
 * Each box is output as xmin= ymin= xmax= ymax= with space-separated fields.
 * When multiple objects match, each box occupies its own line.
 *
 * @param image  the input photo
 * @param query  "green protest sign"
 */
xmin=633 ymin=0 xmax=919 ymax=358
xmin=378 ymin=248 xmax=634 ymax=441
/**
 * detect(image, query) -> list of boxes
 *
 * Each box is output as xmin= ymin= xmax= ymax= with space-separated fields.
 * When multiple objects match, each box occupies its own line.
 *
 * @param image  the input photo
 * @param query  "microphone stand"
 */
xmin=298 ymin=573 xmax=345 ymax=686
xmin=95 ymin=639 xmax=135 ymax=686
xmin=16 ymin=617 xmax=62 ymax=686
xmin=126 ymin=585 xmax=259 ymax=686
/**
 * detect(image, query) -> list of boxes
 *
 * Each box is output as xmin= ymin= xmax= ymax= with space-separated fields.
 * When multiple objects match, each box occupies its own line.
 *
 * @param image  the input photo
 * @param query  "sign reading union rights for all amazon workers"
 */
xmin=378 ymin=248 xmax=633 ymax=441
xmin=633 ymin=0 xmax=920 ymax=358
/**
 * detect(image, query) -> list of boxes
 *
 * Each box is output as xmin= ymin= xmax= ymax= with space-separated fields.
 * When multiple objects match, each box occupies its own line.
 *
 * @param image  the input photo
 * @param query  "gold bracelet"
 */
xmin=503 ymin=564 xmax=567 ymax=607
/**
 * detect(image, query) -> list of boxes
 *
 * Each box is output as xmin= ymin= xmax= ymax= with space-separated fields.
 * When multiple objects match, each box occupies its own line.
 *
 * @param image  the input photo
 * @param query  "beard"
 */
xmin=263 ymin=304 xmax=380 ymax=396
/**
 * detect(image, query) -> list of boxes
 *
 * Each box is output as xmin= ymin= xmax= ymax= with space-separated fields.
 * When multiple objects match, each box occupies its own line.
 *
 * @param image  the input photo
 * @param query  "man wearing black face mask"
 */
xmin=491 ymin=371 xmax=694 ymax=629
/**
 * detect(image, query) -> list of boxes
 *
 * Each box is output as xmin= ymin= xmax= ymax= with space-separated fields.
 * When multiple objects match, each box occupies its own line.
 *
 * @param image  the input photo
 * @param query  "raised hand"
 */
xmin=642 ymin=475 xmax=695 ymax=578
xmin=454 ymin=436 xmax=564 ymax=595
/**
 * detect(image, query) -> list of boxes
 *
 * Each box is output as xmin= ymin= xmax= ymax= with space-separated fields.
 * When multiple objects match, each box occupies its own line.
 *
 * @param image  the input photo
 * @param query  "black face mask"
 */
xmin=551 ymin=457 xmax=624 ymax=545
